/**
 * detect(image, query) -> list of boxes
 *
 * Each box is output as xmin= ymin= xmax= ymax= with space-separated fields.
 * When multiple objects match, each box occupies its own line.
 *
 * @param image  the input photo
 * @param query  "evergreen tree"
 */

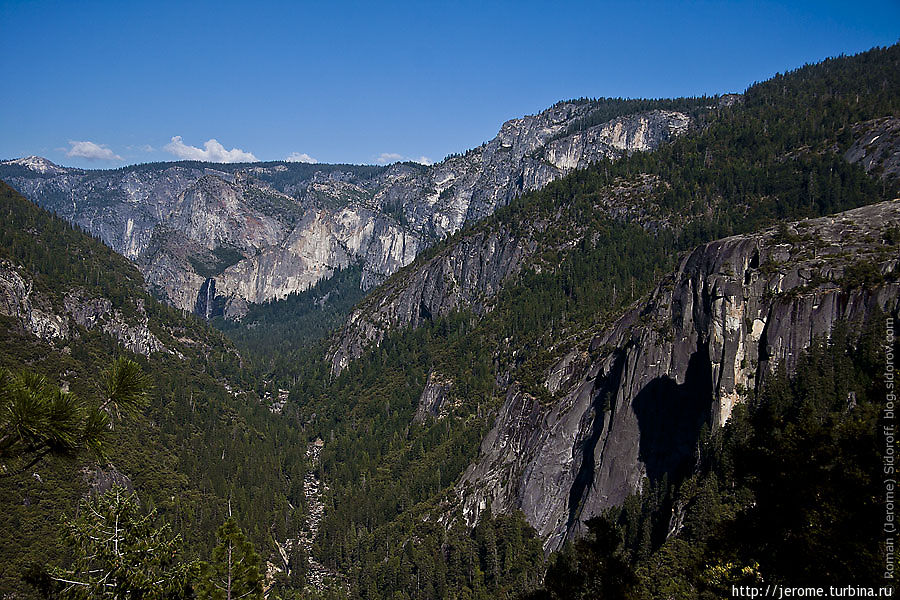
xmin=27 ymin=486 xmax=196 ymax=599
xmin=0 ymin=357 xmax=149 ymax=478
xmin=198 ymin=516 xmax=264 ymax=600
xmin=527 ymin=517 xmax=639 ymax=600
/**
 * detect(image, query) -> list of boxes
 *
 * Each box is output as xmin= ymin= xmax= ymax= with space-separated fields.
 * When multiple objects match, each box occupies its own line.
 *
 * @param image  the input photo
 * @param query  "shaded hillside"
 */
xmin=0 ymin=181 xmax=311 ymax=597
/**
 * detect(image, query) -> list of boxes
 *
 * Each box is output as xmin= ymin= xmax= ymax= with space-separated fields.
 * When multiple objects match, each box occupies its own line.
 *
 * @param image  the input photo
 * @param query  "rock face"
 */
xmin=0 ymin=260 xmax=171 ymax=357
xmin=0 ymin=104 xmax=691 ymax=317
xmin=453 ymin=200 xmax=900 ymax=552
xmin=327 ymin=172 xmax=671 ymax=374
xmin=846 ymin=117 xmax=900 ymax=182
xmin=414 ymin=371 xmax=456 ymax=423
xmin=328 ymin=226 xmax=532 ymax=374
xmin=328 ymin=116 xmax=899 ymax=375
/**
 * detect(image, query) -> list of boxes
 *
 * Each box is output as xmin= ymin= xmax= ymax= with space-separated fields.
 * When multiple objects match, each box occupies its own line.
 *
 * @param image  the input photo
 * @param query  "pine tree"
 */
xmin=0 ymin=357 xmax=149 ymax=478
xmin=198 ymin=516 xmax=264 ymax=600
xmin=27 ymin=486 xmax=196 ymax=599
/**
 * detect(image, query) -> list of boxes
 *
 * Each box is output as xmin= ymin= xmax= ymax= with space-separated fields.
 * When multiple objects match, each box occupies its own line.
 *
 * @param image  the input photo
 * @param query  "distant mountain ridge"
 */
xmin=2 ymin=43 xmax=900 ymax=600
xmin=1 ymin=100 xmax=697 ymax=318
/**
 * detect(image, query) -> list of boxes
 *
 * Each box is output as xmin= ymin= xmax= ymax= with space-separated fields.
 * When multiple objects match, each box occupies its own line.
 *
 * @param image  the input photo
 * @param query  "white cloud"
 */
xmin=66 ymin=140 xmax=122 ymax=161
xmin=376 ymin=152 xmax=404 ymax=164
xmin=164 ymin=136 xmax=258 ymax=163
xmin=376 ymin=152 xmax=432 ymax=166
xmin=286 ymin=152 xmax=318 ymax=164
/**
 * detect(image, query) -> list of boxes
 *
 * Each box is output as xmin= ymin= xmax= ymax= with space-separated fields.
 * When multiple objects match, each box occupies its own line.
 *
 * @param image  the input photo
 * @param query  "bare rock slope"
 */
xmin=454 ymin=199 xmax=900 ymax=551
xmin=1 ymin=104 xmax=691 ymax=317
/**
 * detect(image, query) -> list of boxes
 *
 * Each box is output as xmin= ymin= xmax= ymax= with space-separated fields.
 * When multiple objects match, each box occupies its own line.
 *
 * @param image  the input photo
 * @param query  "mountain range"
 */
xmin=1 ymin=43 xmax=899 ymax=599
xmin=1 ymin=102 xmax=694 ymax=318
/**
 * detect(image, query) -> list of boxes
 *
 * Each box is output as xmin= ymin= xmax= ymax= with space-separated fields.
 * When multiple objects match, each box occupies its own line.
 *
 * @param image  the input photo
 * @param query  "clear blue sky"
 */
xmin=1 ymin=0 xmax=897 ymax=168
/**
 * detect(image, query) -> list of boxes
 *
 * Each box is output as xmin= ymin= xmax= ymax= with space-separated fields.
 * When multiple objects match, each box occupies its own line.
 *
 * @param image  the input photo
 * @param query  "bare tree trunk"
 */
xmin=227 ymin=541 xmax=232 ymax=600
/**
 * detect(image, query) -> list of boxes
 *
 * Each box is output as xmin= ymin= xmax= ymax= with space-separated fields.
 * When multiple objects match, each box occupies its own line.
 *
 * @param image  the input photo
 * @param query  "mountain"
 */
xmin=0 ymin=181 xmax=311 ymax=596
xmin=2 ymin=43 xmax=899 ymax=600
xmin=328 ymin=46 xmax=900 ymax=375
xmin=284 ymin=44 xmax=899 ymax=597
xmin=456 ymin=199 xmax=900 ymax=550
xmin=1 ymin=102 xmax=695 ymax=319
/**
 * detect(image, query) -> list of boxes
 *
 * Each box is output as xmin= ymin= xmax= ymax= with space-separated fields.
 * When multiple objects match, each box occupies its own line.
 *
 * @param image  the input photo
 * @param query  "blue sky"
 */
xmin=1 ymin=0 xmax=898 ymax=168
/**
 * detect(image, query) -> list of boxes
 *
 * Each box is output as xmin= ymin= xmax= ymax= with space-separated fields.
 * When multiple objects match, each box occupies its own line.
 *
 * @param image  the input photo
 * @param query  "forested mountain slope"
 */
xmin=328 ymin=43 xmax=900 ymax=374
xmin=0 ymin=182 xmax=311 ymax=597
xmin=457 ymin=199 xmax=900 ymax=550
xmin=275 ymin=43 xmax=900 ymax=598
xmin=1 ymin=43 xmax=898 ymax=600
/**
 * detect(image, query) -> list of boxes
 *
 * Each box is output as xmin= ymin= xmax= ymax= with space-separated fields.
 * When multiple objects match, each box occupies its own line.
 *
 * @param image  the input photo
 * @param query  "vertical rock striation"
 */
xmin=1 ymin=103 xmax=692 ymax=317
xmin=454 ymin=200 xmax=900 ymax=551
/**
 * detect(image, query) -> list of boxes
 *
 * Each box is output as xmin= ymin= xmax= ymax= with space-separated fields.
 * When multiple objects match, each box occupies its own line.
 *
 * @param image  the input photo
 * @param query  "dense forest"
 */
xmin=0 ymin=43 xmax=898 ymax=599
xmin=0 ymin=182 xmax=311 ymax=597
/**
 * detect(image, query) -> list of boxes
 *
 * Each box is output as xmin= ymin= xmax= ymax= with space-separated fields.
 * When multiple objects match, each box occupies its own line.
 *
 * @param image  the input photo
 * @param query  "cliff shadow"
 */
xmin=632 ymin=344 xmax=713 ymax=486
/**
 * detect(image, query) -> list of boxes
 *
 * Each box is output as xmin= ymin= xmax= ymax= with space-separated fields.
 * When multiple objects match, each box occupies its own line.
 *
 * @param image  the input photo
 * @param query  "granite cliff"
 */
xmin=1 ymin=103 xmax=692 ymax=317
xmin=0 ymin=259 xmax=170 ymax=357
xmin=454 ymin=199 xmax=900 ymax=551
xmin=327 ymin=173 xmax=668 ymax=374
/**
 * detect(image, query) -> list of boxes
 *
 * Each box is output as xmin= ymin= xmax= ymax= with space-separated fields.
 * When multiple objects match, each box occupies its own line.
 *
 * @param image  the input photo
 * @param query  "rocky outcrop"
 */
xmin=327 ymin=173 xmax=671 ymax=374
xmin=81 ymin=463 xmax=135 ymax=496
xmin=64 ymin=289 xmax=168 ymax=356
xmin=328 ymin=226 xmax=531 ymax=374
xmin=414 ymin=371 xmax=455 ymax=423
xmin=846 ymin=117 xmax=900 ymax=182
xmin=0 ymin=261 xmax=170 ymax=357
xmin=454 ymin=199 xmax=900 ymax=552
xmin=375 ymin=107 xmax=690 ymax=240
xmin=1 ymin=103 xmax=692 ymax=317
xmin=0 ymin=263 xmax=70 ymax=340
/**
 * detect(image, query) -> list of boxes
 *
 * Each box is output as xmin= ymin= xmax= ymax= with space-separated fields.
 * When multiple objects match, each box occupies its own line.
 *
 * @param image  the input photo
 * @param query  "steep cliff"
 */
xmin=328 ymin=226 xmax=532 ymax=374
xmin=327 ymin=108 xmax=900 ymax=374
xmin=0 ymin=260 xmax=171 ymax=357
xmin=454 ymin=199 xmax=900 ymax=551
xmin=327 ymin=173 xmax=668 ymax=374
xmin=1 ymin=101 xmax=693 ymax=317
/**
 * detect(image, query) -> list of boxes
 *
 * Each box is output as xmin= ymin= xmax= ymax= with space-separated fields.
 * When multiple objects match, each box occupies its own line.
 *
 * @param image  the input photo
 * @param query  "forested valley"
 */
xmin=1 ymin=44 xmax=899 ymax=599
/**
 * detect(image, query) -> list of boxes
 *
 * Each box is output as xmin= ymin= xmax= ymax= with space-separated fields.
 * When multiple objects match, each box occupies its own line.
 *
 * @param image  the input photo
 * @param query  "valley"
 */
xmin=1 ymin=41 xmax=899 ymax=600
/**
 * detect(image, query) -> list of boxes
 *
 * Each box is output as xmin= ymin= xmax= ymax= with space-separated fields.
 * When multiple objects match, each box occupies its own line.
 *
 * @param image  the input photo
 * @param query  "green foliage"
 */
xmin=100 ymin=356 xmax=152 ymax=420
xmin=327 ymin=509 xmax=544 ymax=600
xmin=0 ymin=370 xmax=103 ymax=476
xmin=188 ymin=246 xmax=247 ymax=279
xmin=0 ymin=182 xmax=144 ymax=317
xmin=27 ymin=486 xmax=196 ymax=599
xmin=0 ymin=358 xmax=149 ymax=478
xmin=198 ymin=516 xmax=264 ymax=600
xmin=604 ymin=317 xmax=898 ymax=597
xmin=214 ymin=263 xmax=367 ymax=380
xmin=841 ymin=260 xmax=886 ymax=289
xmin=0 ymin=182 xmax=310 ymax=597
xmin=524 ymin=516 xmax=640 ymax=600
